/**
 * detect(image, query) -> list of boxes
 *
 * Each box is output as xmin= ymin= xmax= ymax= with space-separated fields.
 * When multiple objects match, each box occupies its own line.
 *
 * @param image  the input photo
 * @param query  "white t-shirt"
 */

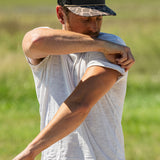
xmin=29 ymin=31 xmax=128 ymax=160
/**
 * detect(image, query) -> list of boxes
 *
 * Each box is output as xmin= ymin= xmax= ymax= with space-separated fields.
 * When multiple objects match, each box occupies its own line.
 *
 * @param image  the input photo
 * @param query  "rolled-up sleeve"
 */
xmin=86 ymin=51 xmax=126 ymax=76
xmin=86 ymin=33 xmax=128 ymax=77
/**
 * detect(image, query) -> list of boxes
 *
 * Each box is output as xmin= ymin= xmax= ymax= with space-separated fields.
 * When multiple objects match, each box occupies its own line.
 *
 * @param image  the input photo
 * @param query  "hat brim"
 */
xmin=66 ymin=5 xmax=116 ymax=17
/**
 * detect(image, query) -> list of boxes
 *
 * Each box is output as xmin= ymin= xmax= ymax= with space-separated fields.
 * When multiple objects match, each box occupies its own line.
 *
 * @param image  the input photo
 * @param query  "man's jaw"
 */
xmin=84 ymin=31 xmax=100 ymax=38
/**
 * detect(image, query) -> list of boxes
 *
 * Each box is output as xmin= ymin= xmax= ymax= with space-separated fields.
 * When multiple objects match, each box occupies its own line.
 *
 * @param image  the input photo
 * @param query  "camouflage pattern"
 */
xmin=67 ymin=5 xmax=116 ymax=17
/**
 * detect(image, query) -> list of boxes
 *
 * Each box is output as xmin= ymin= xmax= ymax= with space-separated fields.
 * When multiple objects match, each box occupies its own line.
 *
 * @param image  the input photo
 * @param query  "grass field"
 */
xmin=0 ymin=0 xmax=160 ymax=159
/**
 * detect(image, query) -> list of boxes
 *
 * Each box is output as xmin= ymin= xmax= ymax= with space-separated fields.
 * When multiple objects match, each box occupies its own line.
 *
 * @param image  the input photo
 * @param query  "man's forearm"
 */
xmin=25 ymin=103 xmax=89 ymax=158
xmin=22 ymin=27 xmax=123 ymax=59
xmin=13 ymin=102 xmax=88 ymax=160
xmin=23 ymin=27 xmax=134 ymax=71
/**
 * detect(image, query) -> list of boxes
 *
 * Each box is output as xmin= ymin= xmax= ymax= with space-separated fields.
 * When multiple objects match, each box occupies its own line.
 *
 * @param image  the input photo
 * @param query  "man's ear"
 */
xmin=56 ymin=6 xmax=65 ymax=24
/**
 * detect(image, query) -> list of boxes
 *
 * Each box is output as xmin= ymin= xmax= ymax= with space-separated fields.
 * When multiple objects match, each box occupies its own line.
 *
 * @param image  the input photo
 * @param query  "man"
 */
xmin=13 ymin=0 xmax=135 ymax=160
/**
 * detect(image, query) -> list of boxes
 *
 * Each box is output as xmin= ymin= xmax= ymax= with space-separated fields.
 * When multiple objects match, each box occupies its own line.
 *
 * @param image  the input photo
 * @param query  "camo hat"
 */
xmin=57 ymin=0 xmax=116 ymax=17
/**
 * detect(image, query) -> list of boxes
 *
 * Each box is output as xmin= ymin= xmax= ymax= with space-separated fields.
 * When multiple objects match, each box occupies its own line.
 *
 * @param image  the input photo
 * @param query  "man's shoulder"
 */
xmin=98 ymin=32 xmax=126 ymax=46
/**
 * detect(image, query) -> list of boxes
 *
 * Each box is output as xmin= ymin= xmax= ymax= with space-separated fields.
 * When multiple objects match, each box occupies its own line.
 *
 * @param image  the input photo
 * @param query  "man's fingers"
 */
xmin=116 ymin=46 xmax=130 ymax=63
xmin=116 ymin=52 xmax=127 ymax=63
xmin=118 ymin=58 xmax=133 ymax=66
xmin=121 ymin=60 xmax=135 ymax=71
xmin=116 ymin=46 xmax=135 ymax=71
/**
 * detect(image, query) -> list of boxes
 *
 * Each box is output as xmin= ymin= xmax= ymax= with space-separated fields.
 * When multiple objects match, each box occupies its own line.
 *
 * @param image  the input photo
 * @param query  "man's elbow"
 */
xmin=77 ymin=102 xmax=92 ymax=115
xmin=22 ymin=28 xmax=44 ymax=58
xmin=65 ymin=98 xmax=92 ymax=116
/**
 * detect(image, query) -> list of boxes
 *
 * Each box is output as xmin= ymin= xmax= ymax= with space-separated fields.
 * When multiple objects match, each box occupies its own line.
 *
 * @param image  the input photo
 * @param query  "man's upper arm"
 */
xmin=65 ymin=66 xmax=120 ymax=112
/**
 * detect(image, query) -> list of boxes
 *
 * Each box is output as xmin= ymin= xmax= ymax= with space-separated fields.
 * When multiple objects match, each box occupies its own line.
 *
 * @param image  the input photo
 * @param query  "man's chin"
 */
xmin=84 ymin=32 xmax=100 ymax=38
xmin=90 ymin=35 xmax=99 ymax=38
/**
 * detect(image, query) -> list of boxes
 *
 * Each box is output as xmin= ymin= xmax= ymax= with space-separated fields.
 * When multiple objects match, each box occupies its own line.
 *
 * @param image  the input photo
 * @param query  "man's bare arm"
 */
xmin=13 ymin=66 xmax=120 ymax=160
xmin=23 ymin=27 xmax=135 ymax=70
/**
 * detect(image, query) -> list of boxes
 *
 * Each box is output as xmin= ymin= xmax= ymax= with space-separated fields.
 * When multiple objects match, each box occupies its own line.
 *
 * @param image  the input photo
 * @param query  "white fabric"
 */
xmin=29 ymin=31 xmax=128 ymax=160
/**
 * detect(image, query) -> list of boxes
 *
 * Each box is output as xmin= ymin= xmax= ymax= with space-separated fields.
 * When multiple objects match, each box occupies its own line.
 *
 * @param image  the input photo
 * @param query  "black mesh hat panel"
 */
xmin=58 ymin=0 xmax=105 ymax=6
xmin=57 ymin=0 xmax=116 ymax=16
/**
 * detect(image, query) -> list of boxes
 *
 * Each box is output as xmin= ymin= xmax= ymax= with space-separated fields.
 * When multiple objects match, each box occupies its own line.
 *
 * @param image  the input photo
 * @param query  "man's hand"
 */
xmin=13 ymin=148 xmax=35 ymax=160
xmin=103 ymin=45 xmax=135 ymax=72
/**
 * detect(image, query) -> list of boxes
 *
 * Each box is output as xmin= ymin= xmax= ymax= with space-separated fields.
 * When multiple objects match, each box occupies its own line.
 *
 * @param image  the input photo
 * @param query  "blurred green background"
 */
xmin=0 ymin=0 xmax=160 ymax=159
